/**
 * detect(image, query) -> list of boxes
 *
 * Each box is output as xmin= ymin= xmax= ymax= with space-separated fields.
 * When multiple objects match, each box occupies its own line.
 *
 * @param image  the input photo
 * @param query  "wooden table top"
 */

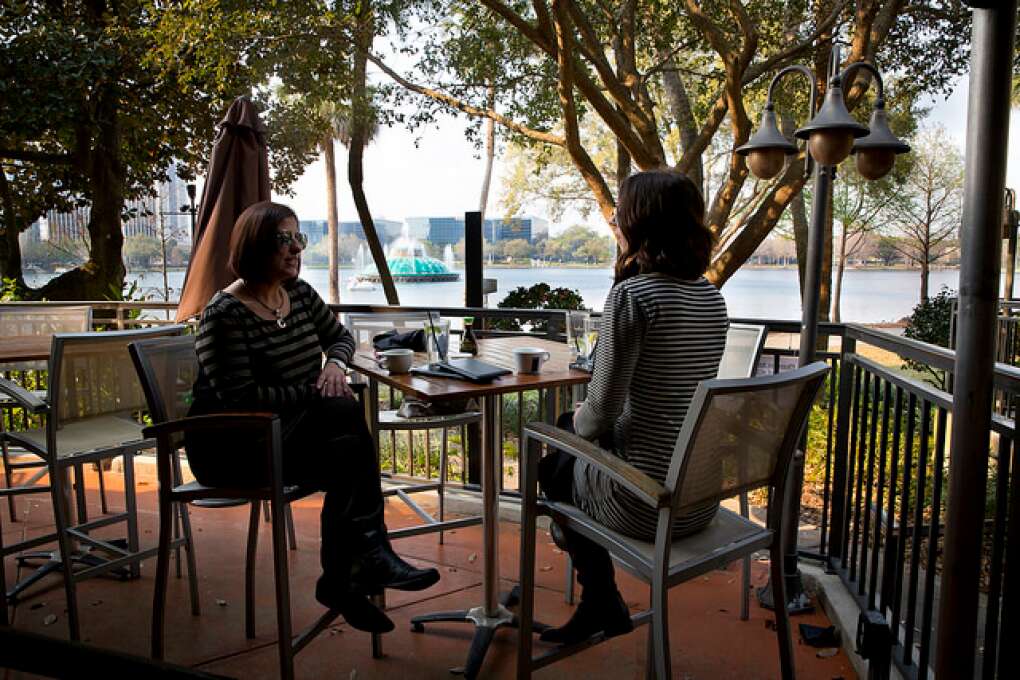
xmin=348 ymin=336 xmax=590 ymax=401
xmin=0 ymin=336 xmax=52 ymax=363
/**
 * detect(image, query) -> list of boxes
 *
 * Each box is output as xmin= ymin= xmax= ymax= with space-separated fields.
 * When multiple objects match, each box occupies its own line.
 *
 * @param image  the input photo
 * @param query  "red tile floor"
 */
xmin=2 ymin=466 xmax=855 ymax=679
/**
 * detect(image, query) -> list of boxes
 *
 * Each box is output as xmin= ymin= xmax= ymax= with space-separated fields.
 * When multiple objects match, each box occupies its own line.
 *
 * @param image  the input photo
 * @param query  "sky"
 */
xmin=270 ymin=72 xmax=1020 ymax=238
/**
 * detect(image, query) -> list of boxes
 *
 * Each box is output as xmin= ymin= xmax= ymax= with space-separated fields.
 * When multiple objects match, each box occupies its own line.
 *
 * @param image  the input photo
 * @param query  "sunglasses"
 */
xmin=275 ymin=231 xmax=308 ymax=249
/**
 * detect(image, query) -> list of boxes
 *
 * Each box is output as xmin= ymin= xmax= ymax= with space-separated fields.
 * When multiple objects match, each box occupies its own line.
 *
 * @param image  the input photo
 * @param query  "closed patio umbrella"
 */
xmin=176 ymin=96 xmax=271 ymax=322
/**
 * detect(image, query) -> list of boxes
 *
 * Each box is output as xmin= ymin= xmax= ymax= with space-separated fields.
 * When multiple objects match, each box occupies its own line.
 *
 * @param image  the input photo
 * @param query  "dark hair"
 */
xmin=228 ymin=201 xmax=299 ymax=283
xmin=613 ymin=170 xmax=714 ymax=284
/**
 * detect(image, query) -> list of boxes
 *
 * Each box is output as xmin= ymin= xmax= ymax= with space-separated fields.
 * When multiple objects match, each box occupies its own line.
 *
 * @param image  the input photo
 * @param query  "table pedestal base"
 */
xmin=410 ymin=587 xmax=549 ymax=679
xmin=8 ymin=543 xmax=133 ymax=603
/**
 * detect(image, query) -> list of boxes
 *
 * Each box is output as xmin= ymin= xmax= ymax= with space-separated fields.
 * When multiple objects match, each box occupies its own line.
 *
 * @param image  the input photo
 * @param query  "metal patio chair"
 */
xmin=0 ymin=305 xmax=97 ymax=523
xmin=563 ymin=322 xmax=768 ymax=616
xmin=0 ymin=325 xmax=187 ymax=637
xmin=132 ymin=335 xmax=383 ymax=678
xmin=517 ymin=362 xmax=829 ymax=679
xmin=345 ymin=312 xmax=483 ymax=542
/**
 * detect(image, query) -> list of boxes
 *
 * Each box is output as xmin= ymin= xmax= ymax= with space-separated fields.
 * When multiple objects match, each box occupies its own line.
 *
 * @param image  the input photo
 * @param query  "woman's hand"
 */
xmin=317 ymin=362 xmax=354 ymax=399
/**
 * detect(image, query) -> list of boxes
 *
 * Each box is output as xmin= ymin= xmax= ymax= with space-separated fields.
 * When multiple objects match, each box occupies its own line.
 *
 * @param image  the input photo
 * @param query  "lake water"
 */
xmin=25 ymin=266 xmax=965 ymax=323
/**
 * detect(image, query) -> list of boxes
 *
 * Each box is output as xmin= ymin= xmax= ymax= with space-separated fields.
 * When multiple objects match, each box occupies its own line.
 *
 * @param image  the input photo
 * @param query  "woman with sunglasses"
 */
xmin=187 ymin=201 xmax=439 ymax=635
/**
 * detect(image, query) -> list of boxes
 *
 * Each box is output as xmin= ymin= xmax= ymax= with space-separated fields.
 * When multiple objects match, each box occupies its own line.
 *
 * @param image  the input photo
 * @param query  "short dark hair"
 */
xmin=228 ymin=202 xmax=299 ymax=283
xmin=613 ymin=170 xmax=714 ymax=284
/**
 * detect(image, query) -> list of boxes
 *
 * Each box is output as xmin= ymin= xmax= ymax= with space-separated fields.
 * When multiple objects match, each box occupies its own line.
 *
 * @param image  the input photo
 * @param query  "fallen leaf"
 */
xmin=90 ymin=600 xmax=103 ymax=607
xmin=816 ymin=648 xmax=839 ymax=659
xmin=43 ymin=614 xmax=57 ymax=626
xmin=447 ymin=567 xmax=458 ymax=573
xmin=467 ymin=553 xmax=477 ymax=563
xmin=216 ymin=599 xmax=228 ymax=607
xmin=29 ymin=603 xmax=45 ymax=611
xmin=539 ymin=565 xmax=553 ymax=572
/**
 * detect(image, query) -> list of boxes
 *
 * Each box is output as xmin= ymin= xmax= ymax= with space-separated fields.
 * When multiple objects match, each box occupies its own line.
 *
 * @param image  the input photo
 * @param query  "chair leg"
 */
xmin=739 ymin=492 xmax=750 ymax=621
xmin=650 ymin=577 xmax=671 ymax=680
xmin=516 ymin=441 xmax=540 ymax=680
xmin=51 ymin=464 xmax=81 ymax=641
xmin=0 ymin=515 xmax=8 ymax=626
xmin=245 ymin=502 xmax=260 ymax=639
xmin=438 ymin=429 xmax=448 ymax=545
xmin=73 ymin=463 xmax=88 ymax=525
xmin=1 ymin=417 xmax=18 ymax=523
xmin=564 ymin=557 xmax=576 ymax=605
xmin=171 ymin=455 xmax=185 ymax=579
xmin=285 ymin=503 xmax=297 ymax=551
xmin=151 ymin=495 xmax=174 ymax=659
xmin=123 ymin=452 xmax=141 ymax=579
xmin=96 ymin=462 xmax=109 ymax=515
xmin=769 ymin=542 xmax=795 ymax=680
xmin=263 ymin=500 xmax=271 ymax=522
xmin=268 ymin=499 xmax=295 ymax=680
xmin=177 ymin=502 xmax=201 ymax=616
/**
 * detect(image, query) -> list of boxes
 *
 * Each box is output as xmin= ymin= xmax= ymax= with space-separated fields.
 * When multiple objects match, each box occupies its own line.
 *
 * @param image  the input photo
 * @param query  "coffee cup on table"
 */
xmin=513 ymin=347 xmax=551 ymax=375
xmin=378 ymin=348 xmax=414 ymax=374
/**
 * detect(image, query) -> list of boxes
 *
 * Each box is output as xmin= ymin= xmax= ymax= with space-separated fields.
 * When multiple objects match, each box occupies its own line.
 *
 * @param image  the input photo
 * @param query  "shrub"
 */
xmin=903 ymin=286 xmax=955 ymax=389
xmin=490 ymin=282 xmax=586 ymax=332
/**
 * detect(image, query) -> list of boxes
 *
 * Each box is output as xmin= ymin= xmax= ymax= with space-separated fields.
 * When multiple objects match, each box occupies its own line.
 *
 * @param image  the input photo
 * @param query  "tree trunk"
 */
xmin=921 ymin=260 xmax=929 ymax=302
xmin=323 ymin=136 xmax=340 ymax=304
xmin=349 ymin=0 xmax=398 ymax=305
xmin=832 ymin=224 xmax=847 ymax=323
xmin=0 ymin=170 xmax=26 ymax=292
xmin=478 ymin=82 xmax=496 ymax=224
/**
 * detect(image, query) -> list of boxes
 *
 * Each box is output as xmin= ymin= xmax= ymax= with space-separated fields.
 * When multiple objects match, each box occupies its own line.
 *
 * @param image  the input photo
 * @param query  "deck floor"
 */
xmin=2 ymin=464 xmax=853 ymax=679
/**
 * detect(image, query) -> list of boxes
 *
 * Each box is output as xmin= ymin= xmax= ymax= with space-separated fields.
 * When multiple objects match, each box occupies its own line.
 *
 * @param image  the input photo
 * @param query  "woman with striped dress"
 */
xmin=538 ymin=171 xmax=729 ymax=645
xmin=187 ymin=202 xmax=439 ymax=635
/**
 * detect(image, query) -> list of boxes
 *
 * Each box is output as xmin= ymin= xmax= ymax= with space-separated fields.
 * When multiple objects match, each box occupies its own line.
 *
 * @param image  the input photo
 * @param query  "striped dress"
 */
xmin=191 ymin=278 xmax=355 ymax=415
xmin=572 ymin=273 xmax=728 ymax=541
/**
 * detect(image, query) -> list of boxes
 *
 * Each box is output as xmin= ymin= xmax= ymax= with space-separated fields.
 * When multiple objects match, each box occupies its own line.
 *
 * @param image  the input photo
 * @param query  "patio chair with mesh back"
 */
xmin=0 ymin=305 xmax=99 ymax=523
xmin=517 ymin=362 xmax=829 ymax=680
xmin=345 ymin=312 xmax=483 ymax=542
xmin=0 ymin=325 xmax=188 ymax=639
xmin=562 ymin=322 xmax=768 ymax=617
xmin=130 ymin=335 xmax=321 ymax=649
xmin=135 ymin=338 xmax=382 ymax=680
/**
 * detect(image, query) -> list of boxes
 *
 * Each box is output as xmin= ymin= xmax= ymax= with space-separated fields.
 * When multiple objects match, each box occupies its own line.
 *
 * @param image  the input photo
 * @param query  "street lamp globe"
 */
xmin=852 ymin=105 xmax=910 ymax=180
xmin=795 ymin=80 xmax=869 ymax=166
xmin=736 ymin=105 xmax=798 ymax=180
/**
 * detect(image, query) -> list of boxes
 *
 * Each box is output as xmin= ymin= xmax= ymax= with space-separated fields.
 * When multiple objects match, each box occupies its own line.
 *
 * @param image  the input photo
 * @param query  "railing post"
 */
xmin=937 ymin=2 xmax=1017 ymax=677
xmin=828 ymin=335 xmax=855 ymax=565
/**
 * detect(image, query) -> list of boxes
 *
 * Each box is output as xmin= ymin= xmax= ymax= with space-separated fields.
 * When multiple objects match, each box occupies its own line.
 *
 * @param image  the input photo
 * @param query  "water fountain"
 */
xmin=357 ymin=223 xmax=459 ymax=284
xmin=444 ymin=244 xmax=455 ymax=271
xmin=348 ymin=243 xmax=376 ymax=291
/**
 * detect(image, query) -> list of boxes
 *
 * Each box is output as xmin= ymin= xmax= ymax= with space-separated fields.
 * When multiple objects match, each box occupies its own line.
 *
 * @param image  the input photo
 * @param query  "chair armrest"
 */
xmin=142 ymin=413 xmax=278 ymax=440
xmin=0 ymin=377 xmax=48 ymax=414
xmin=523 ymin=421 xmax=671 ymax=509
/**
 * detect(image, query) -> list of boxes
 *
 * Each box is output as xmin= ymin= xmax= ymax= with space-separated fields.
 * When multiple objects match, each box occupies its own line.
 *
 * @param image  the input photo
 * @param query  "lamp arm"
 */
xmin=837 ymin=61 xmax=885 ymax=106
xmin=766 ymin=64 xmax=817 ymax=179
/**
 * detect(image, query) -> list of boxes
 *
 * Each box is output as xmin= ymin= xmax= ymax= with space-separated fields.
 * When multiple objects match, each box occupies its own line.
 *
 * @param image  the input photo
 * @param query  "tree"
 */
xmin=502 ymin=238 xmax=534 ymax=261
xmin=123 ymin=235 xmax=162 ymax=269
xmin=372 ymin=0 xmax=969 ymax=293
xmin=0 ymin=1 xmax=303 ymax=300
xmin=883 ymin=127 xmax=963 ymax=302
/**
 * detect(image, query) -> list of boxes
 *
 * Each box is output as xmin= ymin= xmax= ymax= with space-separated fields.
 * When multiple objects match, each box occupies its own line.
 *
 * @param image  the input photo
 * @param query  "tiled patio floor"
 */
xmin=2 ymin=465 xmax=855 ymax=679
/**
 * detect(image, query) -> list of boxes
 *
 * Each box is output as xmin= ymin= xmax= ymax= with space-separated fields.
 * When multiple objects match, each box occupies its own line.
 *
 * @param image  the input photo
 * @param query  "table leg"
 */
xmin=410 ymin=393 xmax=549 ymax=679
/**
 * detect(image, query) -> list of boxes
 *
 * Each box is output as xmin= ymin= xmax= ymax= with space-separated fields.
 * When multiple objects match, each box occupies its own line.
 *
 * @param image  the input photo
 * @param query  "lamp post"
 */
xmin=1004 ymin=188 xmax=1018 ymax=299
xmin=736 ymin=46 xmax=910 ymax=612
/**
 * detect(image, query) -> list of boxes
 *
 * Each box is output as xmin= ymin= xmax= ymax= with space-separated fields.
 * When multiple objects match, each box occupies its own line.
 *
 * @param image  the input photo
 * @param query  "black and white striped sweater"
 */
xmin=572 ymin=273 xmax=728 ymax=541
xmin=191 ymin=278 xmax=355 ymax=414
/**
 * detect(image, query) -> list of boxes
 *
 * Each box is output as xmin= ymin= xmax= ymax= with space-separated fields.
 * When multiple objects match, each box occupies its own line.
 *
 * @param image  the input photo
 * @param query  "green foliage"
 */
xmin=0 ymin=277 xmax=21 ymax=301
xmin=491 ymin=282 xmax=586 ymax=332
xmin=903 ymin=286 xmax=955 ymax=389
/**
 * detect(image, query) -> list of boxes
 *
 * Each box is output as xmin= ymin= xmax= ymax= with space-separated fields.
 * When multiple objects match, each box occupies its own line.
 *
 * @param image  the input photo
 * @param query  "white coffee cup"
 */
xmin=513 ymin=347 xmax=551 ymax=375
xmin=378 ymin=348 xmax=414 ymax=374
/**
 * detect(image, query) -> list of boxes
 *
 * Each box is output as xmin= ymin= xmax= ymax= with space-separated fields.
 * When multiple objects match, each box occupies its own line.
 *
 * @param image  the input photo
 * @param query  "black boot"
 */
xmin=315 ymin=576 xmax=395 ymax=633
xmin=539 ymin=589 xmax=633 ymax=645
xmin=350 ymin=535 xmax=440 ymax=593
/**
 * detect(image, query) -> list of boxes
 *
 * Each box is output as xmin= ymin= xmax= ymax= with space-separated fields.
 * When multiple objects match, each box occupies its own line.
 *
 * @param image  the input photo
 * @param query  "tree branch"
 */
xmin=368 ymin=53 xmax=566 ymax=147
xmin=0 ymin=149 xmax=75 ymax=165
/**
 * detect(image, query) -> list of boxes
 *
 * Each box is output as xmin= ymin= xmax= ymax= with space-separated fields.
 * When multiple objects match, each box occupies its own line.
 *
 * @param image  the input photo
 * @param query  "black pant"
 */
xmin=537 ymin=412 xmax=617 ymax=598
xmin=186 ymin=396 xmax=384 ymax=590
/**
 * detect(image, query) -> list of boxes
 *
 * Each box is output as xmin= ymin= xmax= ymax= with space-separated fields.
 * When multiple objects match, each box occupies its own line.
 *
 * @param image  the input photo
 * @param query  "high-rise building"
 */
xmin=299 ymin=220 xmax=328 ymax=245
xmin=406 ymin=215 xmax=548 ymax=245
xmin=339 ymin=219 xmax=403 ymax=242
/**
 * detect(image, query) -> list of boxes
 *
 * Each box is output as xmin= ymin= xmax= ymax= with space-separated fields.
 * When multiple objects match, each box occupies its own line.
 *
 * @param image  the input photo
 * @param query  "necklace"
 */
xmin=244 ymin=283 xmax=287 ymax=328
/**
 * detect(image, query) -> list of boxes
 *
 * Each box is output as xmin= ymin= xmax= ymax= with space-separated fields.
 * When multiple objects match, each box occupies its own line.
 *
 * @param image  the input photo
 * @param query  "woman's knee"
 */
xmin=556 ymin=411 xmax=575 ymax=432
